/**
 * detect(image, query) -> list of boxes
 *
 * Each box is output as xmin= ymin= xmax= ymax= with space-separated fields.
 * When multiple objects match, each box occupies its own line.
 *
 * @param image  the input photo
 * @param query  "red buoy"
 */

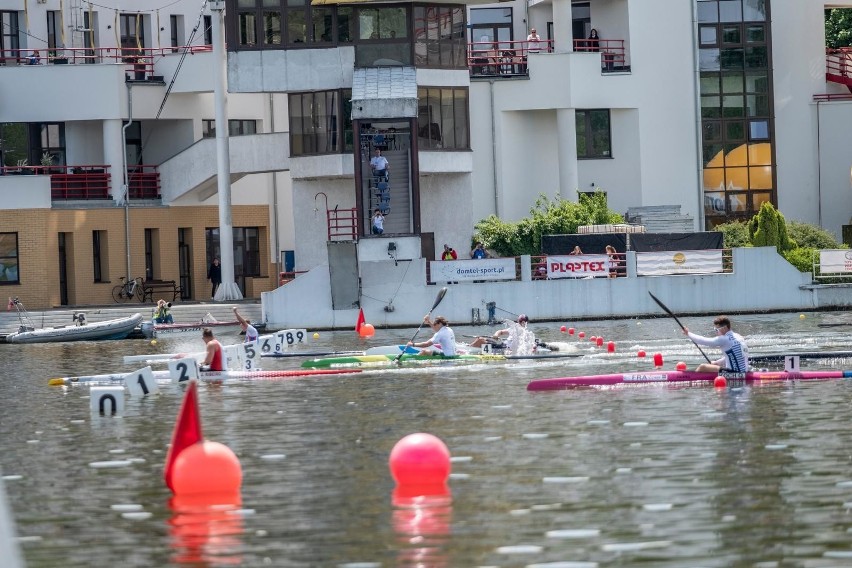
xmin=578 ymin=331 xmax=585 ymax=339
xmin=560 ymin=325 xmax=567 ymax=333
xmin=637 ymin=350 xmax=646 ymax=358
xmin=596 ymin=337 xmax=604 ymax=347
xmin=714 ymin=376 xmax=727 ymax=388
xmin=607 ymin=341 xmax=615 ymax=353
xmin=568 ymin=328 xmax=575 ymax=335
xmin=590 ymin=335 xmax=597 ymax=342
xmin=653 ymin=353 xmax=663 ymax=367
xmin=675 ymin=361 xmax=687 ymax=371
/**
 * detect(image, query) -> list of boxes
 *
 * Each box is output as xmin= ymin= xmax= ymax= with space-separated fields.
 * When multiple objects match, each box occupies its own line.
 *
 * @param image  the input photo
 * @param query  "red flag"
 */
xmin=356 ymin=308 xmax=365 ymax=333
xmin=164 ymin=380 xmax=204 ymax=492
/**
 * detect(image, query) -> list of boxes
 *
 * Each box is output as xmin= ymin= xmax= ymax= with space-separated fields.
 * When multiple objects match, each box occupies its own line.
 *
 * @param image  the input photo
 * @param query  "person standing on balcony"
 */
xmin=207 ymin=257 xmax=221 ymax=298
xmin=470 ymin=242 xmax=489 ymax=259
xmin=605 ymin=245 xmax=618 ymax=278
xmin=526 ymin=28 xmax=542 ymax=55
xmin=372 ymin=209 xmax=385 ymax=235
xmin=370 ymin=148 xmax=389 ymax=182
xmin=441 ymin=244 xmax=458 ymax=260
xmin=587 ymin=29 xmax=601 ymax=52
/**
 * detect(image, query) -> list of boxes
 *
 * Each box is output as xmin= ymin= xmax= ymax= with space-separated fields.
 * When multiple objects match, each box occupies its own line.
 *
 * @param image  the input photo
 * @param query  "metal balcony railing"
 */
xmin=467 ymin=38 xmax=627 ymax=78
xmin=0 ymin=163 xmax=161 ymax=200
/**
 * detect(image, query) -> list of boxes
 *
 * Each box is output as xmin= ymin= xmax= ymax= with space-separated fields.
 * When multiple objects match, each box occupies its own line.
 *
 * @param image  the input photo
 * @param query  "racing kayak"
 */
xmin=527 ymin=369 xmax=852 ymax=390
xmin=48 ymin=368 xmax=362 ymax=386
xmin=302 ymin=353 xmax=508 ymax=368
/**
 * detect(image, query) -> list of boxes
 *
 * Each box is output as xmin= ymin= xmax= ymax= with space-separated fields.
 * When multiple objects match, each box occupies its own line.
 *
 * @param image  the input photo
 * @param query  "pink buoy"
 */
xmin=568 ymin=328 xmax=575 ymax=335
xmin=590 ymin=335 xmax=597 ymax=342
xmin=653 ymin=353 xmax=663 ymax=367
xmin=676 ymin=361 xmax=687 ymax=371
xmin=714 ymin=376 xmax=727 ymax=388
xmin=596 ymin=337 xmax=604 ymax=347
xmin=578 ymin=331 xmax=585 ymax=339
xmin=389 ymin=433 xmax=451 ymax=489
xmin=607 ymin=341 xmax=615 ymax=353
xmin=637 ymin=350 xmax=646 ymax=358
xmin=560 ymin=325 xmax=567 ymax=333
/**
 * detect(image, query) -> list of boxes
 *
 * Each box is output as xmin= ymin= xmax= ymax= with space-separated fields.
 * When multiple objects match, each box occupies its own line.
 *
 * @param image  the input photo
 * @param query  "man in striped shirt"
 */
xmin=684 ymin=316 xmax=749 ymax=373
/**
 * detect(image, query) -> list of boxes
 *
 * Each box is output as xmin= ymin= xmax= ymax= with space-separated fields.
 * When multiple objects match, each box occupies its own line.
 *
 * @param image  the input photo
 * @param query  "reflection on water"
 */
xmin=4 ymin=313 xmax=852 ymax=566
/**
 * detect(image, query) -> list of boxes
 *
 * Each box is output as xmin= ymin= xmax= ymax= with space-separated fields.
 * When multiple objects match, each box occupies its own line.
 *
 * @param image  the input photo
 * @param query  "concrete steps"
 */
xmin=0 ymin=301 xmax=262 ymax=336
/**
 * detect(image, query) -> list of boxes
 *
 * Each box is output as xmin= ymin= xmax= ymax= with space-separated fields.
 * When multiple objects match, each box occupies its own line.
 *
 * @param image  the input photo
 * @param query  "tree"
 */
xmin=747 ymin=202 xmax=795 ymax=253
xmin=825 ymin=8 xmax=852 ymax=49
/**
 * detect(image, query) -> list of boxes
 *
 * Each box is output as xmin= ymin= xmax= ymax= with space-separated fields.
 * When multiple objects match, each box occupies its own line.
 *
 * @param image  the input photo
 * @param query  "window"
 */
xmin=204 ymin=15 xmax=212 ymax=45
xmin=144 ymin=228 xmax=158 ymax=280
xmin=414 ymin=6 xmax=466 ymax=67
xmin=202 ymin=119 xmax=259 ymax=138
xmin=29 ymin=123 xmax=66 ymax=167
xmin=417 ymin=88 xmax=470 ymax=150
xmin=0 ymin=11 xmax=20 ymax=58
xmin=92 ymin=230 xmax=108 ymax=283
xmin=205 ymin=227 xmax=262 ymax=294
xmin=575 ymin=109 xmax=611 ymax=159
xmin=170 ymin=15 xmax=184 ymax=51
xmin=288 ymin=90 xmax=353 ymax=155
xmin=0 ymin=233 xmax=19 ymax=284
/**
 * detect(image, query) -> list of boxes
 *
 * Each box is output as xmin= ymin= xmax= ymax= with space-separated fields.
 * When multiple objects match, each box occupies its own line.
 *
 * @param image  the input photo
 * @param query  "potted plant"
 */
xmin=15 ymin=159 xmax=30 ymax=175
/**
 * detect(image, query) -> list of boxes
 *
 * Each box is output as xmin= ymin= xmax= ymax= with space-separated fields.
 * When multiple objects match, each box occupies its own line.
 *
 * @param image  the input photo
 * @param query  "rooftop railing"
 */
xmin=825 ymin=47 xmax=852 ymax=87
xmin=467 ymin=38 xmax=627 ymax=78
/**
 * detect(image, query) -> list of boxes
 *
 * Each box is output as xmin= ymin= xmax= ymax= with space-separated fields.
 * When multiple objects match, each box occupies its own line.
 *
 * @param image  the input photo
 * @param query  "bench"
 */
xmin=142 ymin=279 xmax=183 ymax=302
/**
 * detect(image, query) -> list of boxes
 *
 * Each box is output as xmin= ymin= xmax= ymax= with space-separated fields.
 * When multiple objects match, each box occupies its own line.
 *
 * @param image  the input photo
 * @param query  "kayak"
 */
xmin=48 ymin=368 xmax=361 ymax=386
xmin=750 ymin=351 xmax=852 ymax=363
xmin=527 ymin=370 xmax=852 ymax=390
xmin=302 ymin=353 xmax=508 ymax=368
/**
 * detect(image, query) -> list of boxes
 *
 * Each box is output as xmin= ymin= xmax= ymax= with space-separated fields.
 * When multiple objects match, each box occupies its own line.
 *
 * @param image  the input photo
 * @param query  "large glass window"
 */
xmin=414 ymin=6 xmax=466 ymax=67
xmin=288 ymin=89 xmax=353 ymax=155
xmin=698 ymin=0 xmax=774 ymax=226
xmin=575 ymin=110 xmax=611 ymax=159
xmin=0 ymin=233 xmax=19 ymax=284
xmin=92 ymin=230 xmax=108 ymax=283
xmin=205 ymin=227 xmax=262 ymax=294
xmin=202 ymin=119 xmax=258 ymax=138
xmin=417 ymin=88 xmax=470 ymax=150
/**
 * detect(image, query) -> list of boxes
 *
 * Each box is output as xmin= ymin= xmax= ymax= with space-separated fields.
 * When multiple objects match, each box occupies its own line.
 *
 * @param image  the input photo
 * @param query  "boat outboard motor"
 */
xmin=73 ymin=313 xmax=87 ymax=326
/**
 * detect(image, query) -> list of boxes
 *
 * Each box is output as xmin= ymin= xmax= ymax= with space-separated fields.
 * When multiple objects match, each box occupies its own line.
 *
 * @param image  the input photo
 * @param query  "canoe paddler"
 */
xmin=408 ymin=315 xmax=456 ymax=356
xmin=233 ymin=306 xmax=259 ymax=343
xmin=683 ymin=315 xmax=749 ymax=373
xmin=201 ymin=328 xmax=224 ymax=371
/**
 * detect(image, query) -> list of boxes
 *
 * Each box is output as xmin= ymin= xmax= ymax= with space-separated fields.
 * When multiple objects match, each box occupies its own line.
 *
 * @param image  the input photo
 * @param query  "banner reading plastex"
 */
xmin=819 ymin=249 xmax=852 ymax=274
xmin=546 ymin=255 xmax=609 ymax=279
xmin=430 ymin=258 xmax=516 ymax=282
xmin=636 ymin=250 xmax=723 ymax=276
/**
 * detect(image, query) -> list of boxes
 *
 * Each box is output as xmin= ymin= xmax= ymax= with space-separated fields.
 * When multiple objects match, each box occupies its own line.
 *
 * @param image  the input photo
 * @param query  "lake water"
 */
xmin=3 ymin=312 xmax=852 ymax=567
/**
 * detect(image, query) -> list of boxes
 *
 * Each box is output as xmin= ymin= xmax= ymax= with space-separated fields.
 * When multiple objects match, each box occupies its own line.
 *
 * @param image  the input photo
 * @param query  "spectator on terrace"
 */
xmin=470 ymin=242 xmax=489 ymax=259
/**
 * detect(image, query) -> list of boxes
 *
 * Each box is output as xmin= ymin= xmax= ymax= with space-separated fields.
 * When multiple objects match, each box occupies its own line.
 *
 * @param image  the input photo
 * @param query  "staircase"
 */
xmin=364 ymin=144 xmax=411 ymax=235
xmin=826 ymin=48 xmax=852 ymax=94
xmin=0 ymin=301 xmax=262 ymax=337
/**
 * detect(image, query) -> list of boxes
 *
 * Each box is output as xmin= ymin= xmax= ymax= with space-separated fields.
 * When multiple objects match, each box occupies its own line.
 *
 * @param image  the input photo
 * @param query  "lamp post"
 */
xmin=210 ymin=0 xmax=242 ymax=300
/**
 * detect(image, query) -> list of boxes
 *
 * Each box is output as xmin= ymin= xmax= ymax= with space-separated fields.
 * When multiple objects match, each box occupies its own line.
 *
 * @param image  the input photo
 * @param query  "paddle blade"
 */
xmin=164 ymin=381 xmax=204 ymax=492
xmin=430 ymin=287 xmax=448 ymax=312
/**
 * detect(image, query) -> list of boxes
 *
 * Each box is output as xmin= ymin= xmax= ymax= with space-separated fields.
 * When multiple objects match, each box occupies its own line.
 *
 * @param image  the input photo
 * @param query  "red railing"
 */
xmin=327 ymin=207 xmax=357 ymax=241
xmin=826 ymin=47 xmax=852 ymax=86
xmin=128 ymin=165 xmax=161 ymax=199
xmin=0 ymin=45 xmax=212 ymax=80
xmin=467 ymin=38 xmax=626 ymax=77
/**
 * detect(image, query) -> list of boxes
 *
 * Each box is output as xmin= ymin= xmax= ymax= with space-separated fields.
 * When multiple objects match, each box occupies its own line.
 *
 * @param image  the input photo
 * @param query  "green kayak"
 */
xmin=301 ymin=352 xmax=507 ymax=368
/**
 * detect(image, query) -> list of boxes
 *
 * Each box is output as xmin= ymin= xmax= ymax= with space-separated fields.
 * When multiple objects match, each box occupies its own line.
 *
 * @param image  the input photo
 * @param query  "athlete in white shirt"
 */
xmin=408 ymin=315 xmax=456 ymax=356
xmin=233 ymin=306 xmax=259 ymax=343
xmin=683 ymin=316 xmax=749 ymax=373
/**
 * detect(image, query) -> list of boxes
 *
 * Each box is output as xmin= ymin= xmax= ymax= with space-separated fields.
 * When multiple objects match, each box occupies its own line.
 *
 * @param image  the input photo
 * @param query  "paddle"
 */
xmin=648 ymin=291 xmax=712 ymax=364
xmin=397 ymin=287 xmax=448 ymax=364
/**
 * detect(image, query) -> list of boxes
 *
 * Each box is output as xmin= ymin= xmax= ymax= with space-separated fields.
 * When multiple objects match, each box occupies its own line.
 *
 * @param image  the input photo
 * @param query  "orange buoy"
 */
xmin=171 ymin=441 xmax=242 ymax=496
xmin=714 ymin=376 xmax=727 ymax=388
xmin=607 ymin=341 xmax=615 ymax=353
xmin=653 ymin=353 xmax=663 ymax=367
xmin=676 ymin=361 xmax=687 ymax=371
xmin=359 ymin=323 xmax=375 ymax=338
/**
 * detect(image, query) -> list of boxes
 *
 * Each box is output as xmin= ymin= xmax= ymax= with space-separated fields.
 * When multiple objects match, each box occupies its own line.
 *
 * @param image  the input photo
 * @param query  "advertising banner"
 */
xmin=636 ymin=250 xmax=723 ymax=276
xmin=819 ymin=249 xmax=852 ymax=273
xmin=430 ymin=258 xmax=517 ymax=282
xmin=546 ymin=255 xmax=610 ymax=279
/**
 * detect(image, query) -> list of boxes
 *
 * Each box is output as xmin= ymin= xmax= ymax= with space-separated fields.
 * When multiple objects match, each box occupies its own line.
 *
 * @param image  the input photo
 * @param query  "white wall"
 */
xmin=419 ymin=174 xmax=474 ymax=256
xmin=816 ymin=101 xmax=852 ymax=236
xmin=292 ymin=178 xmax=355 ymax=271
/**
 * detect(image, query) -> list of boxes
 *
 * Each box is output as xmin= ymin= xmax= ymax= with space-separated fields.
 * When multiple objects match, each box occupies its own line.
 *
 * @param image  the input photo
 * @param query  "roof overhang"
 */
xmin=351 ymin=66 xmax=418 ymax=120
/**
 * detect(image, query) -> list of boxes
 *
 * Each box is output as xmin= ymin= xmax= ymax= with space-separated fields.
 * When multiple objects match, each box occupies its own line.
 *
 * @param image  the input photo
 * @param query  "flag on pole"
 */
xmin=356 ymin=308 xmax=365 ymax=333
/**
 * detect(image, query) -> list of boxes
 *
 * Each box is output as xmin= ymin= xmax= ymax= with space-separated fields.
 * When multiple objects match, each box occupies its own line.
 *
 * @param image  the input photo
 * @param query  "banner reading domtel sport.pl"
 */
xmin=430 ymin=258 xmax=516 ymax=282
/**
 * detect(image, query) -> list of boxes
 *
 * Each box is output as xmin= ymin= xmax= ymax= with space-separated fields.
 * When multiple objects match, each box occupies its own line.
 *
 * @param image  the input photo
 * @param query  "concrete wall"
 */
xmin=0 ymin=176 xmax=51 ymax=208
xmin=815 ymin=101 xmax=852 ymax=237
xmin=262 ymin=246 xmax=823 ymax=330
xmin=228 ymin=48 xmax=355 ymax=93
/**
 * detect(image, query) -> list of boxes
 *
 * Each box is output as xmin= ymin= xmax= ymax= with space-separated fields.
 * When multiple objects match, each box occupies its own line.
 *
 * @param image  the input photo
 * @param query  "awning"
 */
xmin=350 ymin=66 xmax=418 ymax=120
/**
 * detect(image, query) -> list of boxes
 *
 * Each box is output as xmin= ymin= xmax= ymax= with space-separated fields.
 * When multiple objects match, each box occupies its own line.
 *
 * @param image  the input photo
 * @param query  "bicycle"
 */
xmin=112 ymin=276 xmax=145 ymax=303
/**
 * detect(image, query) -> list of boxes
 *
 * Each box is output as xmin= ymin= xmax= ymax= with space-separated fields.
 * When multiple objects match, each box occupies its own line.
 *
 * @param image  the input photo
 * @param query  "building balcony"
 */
xmin=0 ymin=164 xmax=160 ymax=201
xmin=467 ymin=38 xmax=629 ymax=79
xmin=826 ymin=47 xmax=852 ymax=92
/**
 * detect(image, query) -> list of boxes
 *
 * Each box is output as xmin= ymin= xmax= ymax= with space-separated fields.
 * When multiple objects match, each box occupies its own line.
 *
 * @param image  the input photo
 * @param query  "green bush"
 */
xmin=748 ymin=202 xmax=796 ymax=253
xmin=714 ymin=221 xmax=751 ymax=248
xmin=782 ymin=247 xmax=817 ymax=273
xmin=473 ymin=192 xmax=623 ymax=257
xmin=786 ymin=221 xmax=845 ymax=250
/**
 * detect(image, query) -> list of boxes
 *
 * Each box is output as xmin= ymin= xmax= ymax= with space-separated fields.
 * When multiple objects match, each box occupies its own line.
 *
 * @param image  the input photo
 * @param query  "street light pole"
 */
xmin=210 ymin=0 xmax=242 ymax=301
